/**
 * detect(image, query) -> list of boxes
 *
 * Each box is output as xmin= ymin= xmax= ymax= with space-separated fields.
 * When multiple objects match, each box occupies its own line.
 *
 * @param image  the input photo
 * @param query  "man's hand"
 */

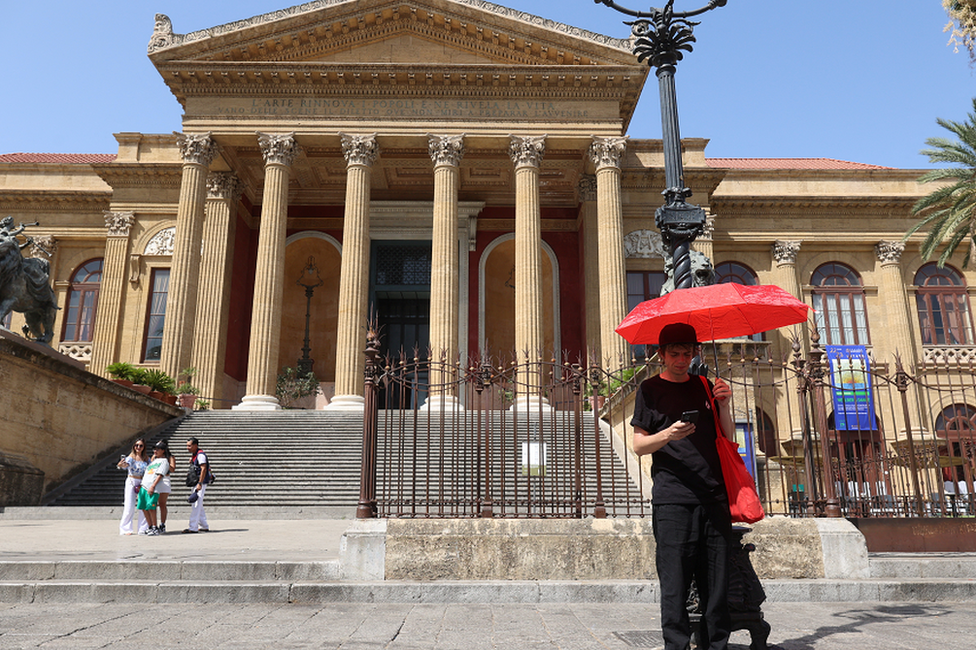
xmin=713 ymin=377 xmax=732 ymax=403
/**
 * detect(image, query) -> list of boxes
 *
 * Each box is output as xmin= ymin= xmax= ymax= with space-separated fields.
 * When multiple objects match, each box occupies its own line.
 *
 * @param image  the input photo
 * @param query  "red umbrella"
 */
xmin=615 ymin=283 xmax=810 ymax=345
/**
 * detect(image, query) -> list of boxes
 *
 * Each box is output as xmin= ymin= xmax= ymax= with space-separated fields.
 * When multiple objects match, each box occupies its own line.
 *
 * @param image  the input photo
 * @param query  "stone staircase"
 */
xmin=44 ymin=410 xmax=644 ymax=514
xmin=46 ymin=410 xmax=365 ymax=508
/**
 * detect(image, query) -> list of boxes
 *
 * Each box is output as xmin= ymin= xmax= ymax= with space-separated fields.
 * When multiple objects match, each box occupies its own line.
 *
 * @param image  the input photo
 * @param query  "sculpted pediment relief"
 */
xmin=149 ymin=0 xmax=636 ymax=68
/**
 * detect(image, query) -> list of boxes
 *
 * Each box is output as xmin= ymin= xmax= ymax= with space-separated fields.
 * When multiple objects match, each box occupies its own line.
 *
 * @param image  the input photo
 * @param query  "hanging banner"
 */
xmin=825 ymin=345 xmax=877 ymax=431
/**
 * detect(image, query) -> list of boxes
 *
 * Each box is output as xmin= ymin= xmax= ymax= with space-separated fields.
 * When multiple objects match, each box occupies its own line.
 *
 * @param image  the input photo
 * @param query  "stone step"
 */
xmin=2 ymin=577 xmax=976 ymax=604
xmin=869 ymin=552 xmax=976 ymax=578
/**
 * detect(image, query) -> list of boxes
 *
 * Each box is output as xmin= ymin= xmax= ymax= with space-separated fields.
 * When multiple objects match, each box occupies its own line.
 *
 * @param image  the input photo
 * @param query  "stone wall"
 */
xmin=0 ymin=331 xmax=181 ymax=503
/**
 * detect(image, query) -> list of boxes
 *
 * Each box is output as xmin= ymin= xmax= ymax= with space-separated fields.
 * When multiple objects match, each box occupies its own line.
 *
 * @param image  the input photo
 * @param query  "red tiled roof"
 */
xmin=0 ymin=153 xmax=117 ymax=164
xmin=706 ymin=157 xmax=895 ymax=171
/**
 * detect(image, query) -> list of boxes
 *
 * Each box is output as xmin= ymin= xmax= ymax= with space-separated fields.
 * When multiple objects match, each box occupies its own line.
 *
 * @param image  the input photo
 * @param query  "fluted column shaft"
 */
xmin=772 ymin=240 xmax=806 ymax=444
xmin=330 ymin=134 xmax=379 ymax=410
xmin=90 ymin=212 xmax=134 ymax=375
xmin=161 ymin=133 xmax=218 ymax=379
xmin=510 ymin=135 xmax=546 ymax=398
xmin=192 ymin=172 xmax=243 ymax=407
xmin=590 ymin=137 xmax=629 ymax=370
xmin=236 ymin=133 xmax=300 ymax=410
xmin=578 ymin=175 xmax=602 ymax=364
xmin=427 ymin=135 xmax=464 ymax=406
xmin=876 ymin=241 xmax=915 ymax=363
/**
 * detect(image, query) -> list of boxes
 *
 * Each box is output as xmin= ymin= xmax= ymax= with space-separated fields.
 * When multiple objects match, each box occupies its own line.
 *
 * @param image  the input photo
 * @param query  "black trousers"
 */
xmin=653 ymin=502 xmax=733 ymax=650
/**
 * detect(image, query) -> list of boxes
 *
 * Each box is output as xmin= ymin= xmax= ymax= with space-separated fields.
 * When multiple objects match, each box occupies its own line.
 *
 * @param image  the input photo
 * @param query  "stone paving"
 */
xmin=0 ymin=601 xmax=971 ymax=649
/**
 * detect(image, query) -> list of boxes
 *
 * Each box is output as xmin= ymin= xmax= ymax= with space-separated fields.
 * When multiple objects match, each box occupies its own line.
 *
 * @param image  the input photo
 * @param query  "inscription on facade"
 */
xmin=204 ymin=98 xmax=601 ymax=120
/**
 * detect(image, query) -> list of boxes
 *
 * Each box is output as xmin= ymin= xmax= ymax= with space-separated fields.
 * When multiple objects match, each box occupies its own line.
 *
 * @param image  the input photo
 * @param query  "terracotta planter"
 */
xmin=149 ymin=390 xmax=165 ymax=401
xmin=178 ymin=394 xmax=196 ymax=408
xmin=112 ymin=379 xmax=134 ymax=389
xmin=163 ymin=394 xmax=178 ymax=406
xmin=131 ymin=384 xmax=151 ymax=395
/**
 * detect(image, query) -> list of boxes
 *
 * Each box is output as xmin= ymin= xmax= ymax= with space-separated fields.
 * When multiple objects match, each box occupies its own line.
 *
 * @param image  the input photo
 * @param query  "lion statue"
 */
xmin=661 ymin=249 xmax=715 ymax=295
xmin=0 ymin=217 xmax=58 ymax=345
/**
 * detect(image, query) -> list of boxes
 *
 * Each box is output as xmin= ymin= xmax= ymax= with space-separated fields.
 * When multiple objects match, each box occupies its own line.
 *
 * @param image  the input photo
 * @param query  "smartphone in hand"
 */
xmin=680 ymin=410 xmax=699 ymax=424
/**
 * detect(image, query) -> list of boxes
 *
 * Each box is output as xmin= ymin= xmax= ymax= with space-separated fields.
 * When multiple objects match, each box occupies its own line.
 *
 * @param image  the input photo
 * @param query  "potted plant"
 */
xmin=129 ymin=367 xmax=152 ymax=395
xmin=176 ymin=367 xmax=199 ymax=408
xmin=105 ymin=362 xmax=137 ymax=388
xmin=141 ymin=368 xmax=176 ymax=402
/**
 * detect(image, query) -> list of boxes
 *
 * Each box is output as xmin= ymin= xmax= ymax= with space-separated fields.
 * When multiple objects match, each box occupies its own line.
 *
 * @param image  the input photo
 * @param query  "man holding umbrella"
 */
xmin=631 ymin=322 xmax=735 ymax=650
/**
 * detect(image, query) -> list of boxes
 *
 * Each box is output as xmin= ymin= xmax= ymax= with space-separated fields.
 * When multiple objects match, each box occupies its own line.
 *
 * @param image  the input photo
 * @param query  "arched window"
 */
xmin=811 ymin=263 xmax=869 ymax=345
xmin=914 ymin=263 xmax=974 ymax=346
xmin=714 ymin=261 xmax=758 ymax=286
xmin=62 ymin=259 xmax=102 ymax=342
xmin=935 ymin=403 xmax=976 ymax=435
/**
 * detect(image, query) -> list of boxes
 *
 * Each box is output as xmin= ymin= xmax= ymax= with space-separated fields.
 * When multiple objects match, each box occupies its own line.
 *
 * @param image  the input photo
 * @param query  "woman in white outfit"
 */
xmin=117 ymin=439 xmax=149 ymax=535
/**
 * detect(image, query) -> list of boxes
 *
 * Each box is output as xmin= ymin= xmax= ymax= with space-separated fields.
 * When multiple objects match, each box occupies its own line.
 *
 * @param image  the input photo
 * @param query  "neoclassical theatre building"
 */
xmin=0 ymin=0 xmax=955 ymax=422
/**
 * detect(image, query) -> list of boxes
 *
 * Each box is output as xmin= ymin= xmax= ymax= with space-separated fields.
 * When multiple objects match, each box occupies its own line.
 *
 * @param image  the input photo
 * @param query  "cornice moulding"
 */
xmin=91 ymin=163 xmax=184 ymax=189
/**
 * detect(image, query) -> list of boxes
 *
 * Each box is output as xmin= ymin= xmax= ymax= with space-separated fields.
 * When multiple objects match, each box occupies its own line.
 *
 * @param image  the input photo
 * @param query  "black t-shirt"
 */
xmin=630 ymin=374 xmax=727 ymax=505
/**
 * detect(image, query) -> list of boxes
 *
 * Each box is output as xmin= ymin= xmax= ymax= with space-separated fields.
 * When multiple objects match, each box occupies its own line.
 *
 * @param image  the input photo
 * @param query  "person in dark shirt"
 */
xmin=631 ymin=322 xmax=735 ymax=650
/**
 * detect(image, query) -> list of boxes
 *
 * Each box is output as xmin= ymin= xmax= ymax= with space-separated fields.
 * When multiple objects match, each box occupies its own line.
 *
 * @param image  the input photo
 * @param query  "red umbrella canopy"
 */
xmin=615 ymin=283 xmax=810 ymax=345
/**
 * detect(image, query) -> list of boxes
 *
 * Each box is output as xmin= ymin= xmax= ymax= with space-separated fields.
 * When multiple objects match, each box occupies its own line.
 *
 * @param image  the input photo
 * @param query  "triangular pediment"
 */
xmin=148 ymin=0 xmax=638 ymax=68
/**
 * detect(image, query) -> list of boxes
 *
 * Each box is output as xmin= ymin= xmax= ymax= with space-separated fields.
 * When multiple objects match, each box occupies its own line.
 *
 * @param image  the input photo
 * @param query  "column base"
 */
xmin=325 ymin=394 xmax=366 ymax=411
xmin=509 ymin=395 xmax=553 ymax=413
xmin=420 ymin=394 xmax=463 ymax=412
xmin=232 ymin=395 xmax=282 ymax=411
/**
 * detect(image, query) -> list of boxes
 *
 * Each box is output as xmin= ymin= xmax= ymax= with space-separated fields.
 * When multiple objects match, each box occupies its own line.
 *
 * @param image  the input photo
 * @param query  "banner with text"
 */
xmin=825 ymin=345 xmax=877 ymax=431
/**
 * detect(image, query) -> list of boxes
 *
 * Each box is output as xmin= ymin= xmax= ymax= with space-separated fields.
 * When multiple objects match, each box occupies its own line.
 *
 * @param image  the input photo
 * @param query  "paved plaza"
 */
xmin=0 ymin=600 xmax=972 ymax=649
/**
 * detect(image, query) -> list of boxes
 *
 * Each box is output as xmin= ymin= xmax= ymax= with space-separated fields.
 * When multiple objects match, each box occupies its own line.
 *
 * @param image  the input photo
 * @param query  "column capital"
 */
xmin=207 ymin=171 xmax=245 ymax=201
xmin=428 ymin=134 xmax=465 ymax=167
xmin=876 ymin=240 xmax=906 ymax=267
xmin=28 ymin=235 xmax=57 ymax=259
xmin=176 ymin=132 xmax=219 ymax=167
xmin=104 ymin=211 xmax=135 ymax=237
xmin=578 ymin=174 xmax=597 ymax=202
xmin=773 ymin=240 xmax=802 ymax=266
xmin=257 ymin=132 xmax=301 ymax=167
xmin=339 ymin=132 xmax=379 ymax=167
xmin=588 ymin=136 xmax=628 ymax=171
xmin=508 ymin=135 xmax=546 ymax=169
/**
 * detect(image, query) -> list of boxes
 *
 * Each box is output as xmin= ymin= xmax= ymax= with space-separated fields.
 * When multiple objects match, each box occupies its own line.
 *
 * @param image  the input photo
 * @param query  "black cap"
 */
xmin=154 ymin=441 xmax=168 ymax=450
xmin=658 ymin=322 xmax=699 ymax=347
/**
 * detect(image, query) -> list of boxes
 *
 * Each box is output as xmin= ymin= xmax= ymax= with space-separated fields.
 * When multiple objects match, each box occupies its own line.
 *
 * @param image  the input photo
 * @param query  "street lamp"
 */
xmin=596 ymin=0 xmax=728 ymax=290
xmin=296 ymin=255 xmax=324 ymax=374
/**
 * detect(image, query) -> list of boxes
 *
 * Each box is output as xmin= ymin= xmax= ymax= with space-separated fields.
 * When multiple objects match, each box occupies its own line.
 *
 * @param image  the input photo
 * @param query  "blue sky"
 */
xmin=1 ymin=1 xmax=973 ymax=169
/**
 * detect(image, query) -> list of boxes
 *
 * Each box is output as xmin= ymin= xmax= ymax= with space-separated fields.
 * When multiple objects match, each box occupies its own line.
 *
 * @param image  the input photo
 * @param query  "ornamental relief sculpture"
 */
xmin=623 ymin=229 xmax=666 ymax=260
xmin=875 ymin=241 xmax=905 ymax=266
xmin=428 ymin=134 xmax=465 ymax=167
xmin=104 ymin=211 xmax=135 ymax=237
xmin=588 ymin=137 xmax=627 ymax=170
xmin=340 ymin=133 xmax=379 ymax=167
xmin=258 ymin=132 xmax=302 ymax=167
xmin=176 ymin=132 xmax=219 ymax=167
xmin=144 ymin=227 xmax=176 ymax=256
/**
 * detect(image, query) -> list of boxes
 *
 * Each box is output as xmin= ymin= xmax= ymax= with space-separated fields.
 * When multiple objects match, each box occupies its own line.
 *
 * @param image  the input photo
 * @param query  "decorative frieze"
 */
xmin=587 ymin=136 xmax=627 ymax=171
xmin=624 ymin=229 xmax=666 ymax=260
xmin=104 ymin=211 xmax=134 ymax=237
xmin=876 ymin=240 xmax=906 ymax=266
xmin=773 ymin=240 xmax=802 ymax=266
xmin=508 ymin=135 xmax=546 ymax=169
xmin=144 ymin=227 xmax=176 ymax=256
xmin=339 ymin=133 xmax=379 ymax=167
xmin=428 ymin=134 xmax=465 ymax=167
xmin=258 ymin=132 xmax=301 ymax=167
xmin=176 ymin=132 xmax=219 ymax=167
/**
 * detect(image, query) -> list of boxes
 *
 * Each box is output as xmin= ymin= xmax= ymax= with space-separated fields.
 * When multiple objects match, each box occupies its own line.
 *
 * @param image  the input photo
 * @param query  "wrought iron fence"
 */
xmin=356 ymin=330 xmax=976 ymax=520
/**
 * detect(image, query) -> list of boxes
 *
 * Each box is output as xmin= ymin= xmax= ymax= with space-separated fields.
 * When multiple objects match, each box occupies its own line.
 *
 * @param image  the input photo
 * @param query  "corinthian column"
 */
xmin=589 ymin=136 xmax=629 ymax=370
xmin=161 ymin=132 xmax=219 ymax=379
xmin=509 ymin=135 xmax=547 ymax=408
xmin=772 ymin=240 xmax=806 ymax=444
xmin=424 ymin=134 xmax=464 ymax=411
xmin=192 ymin=172 xmax=244 ymax=407
xmin=328 ymin=133 xmax=379 ymax=411
xmin=578 ymin=174 xmax=601 ymax=363
xmin=875 ymin=241 xmax=915 ymax=363
xmin=90 ymin=211 xmax=134 ymax=376
xmin=235 ymin=133 xmax=300 ymax=410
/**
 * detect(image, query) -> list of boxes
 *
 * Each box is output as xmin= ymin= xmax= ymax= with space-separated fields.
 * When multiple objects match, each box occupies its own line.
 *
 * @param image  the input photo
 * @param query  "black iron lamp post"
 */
xmin=596 ymin=0 xmax=727 ymax=291
xmin=296 ymin=256 xmax=324 ymax=374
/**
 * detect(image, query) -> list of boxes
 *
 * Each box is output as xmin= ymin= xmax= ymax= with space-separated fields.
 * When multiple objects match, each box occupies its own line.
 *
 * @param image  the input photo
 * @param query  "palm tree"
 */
xmin=904 ymin=97 xmax=976 ymax=268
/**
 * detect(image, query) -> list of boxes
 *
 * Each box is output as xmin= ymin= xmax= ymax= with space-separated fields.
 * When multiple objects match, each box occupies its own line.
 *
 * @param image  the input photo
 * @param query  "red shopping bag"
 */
xmin=700 ymin=376 xmax=765 ymax=524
